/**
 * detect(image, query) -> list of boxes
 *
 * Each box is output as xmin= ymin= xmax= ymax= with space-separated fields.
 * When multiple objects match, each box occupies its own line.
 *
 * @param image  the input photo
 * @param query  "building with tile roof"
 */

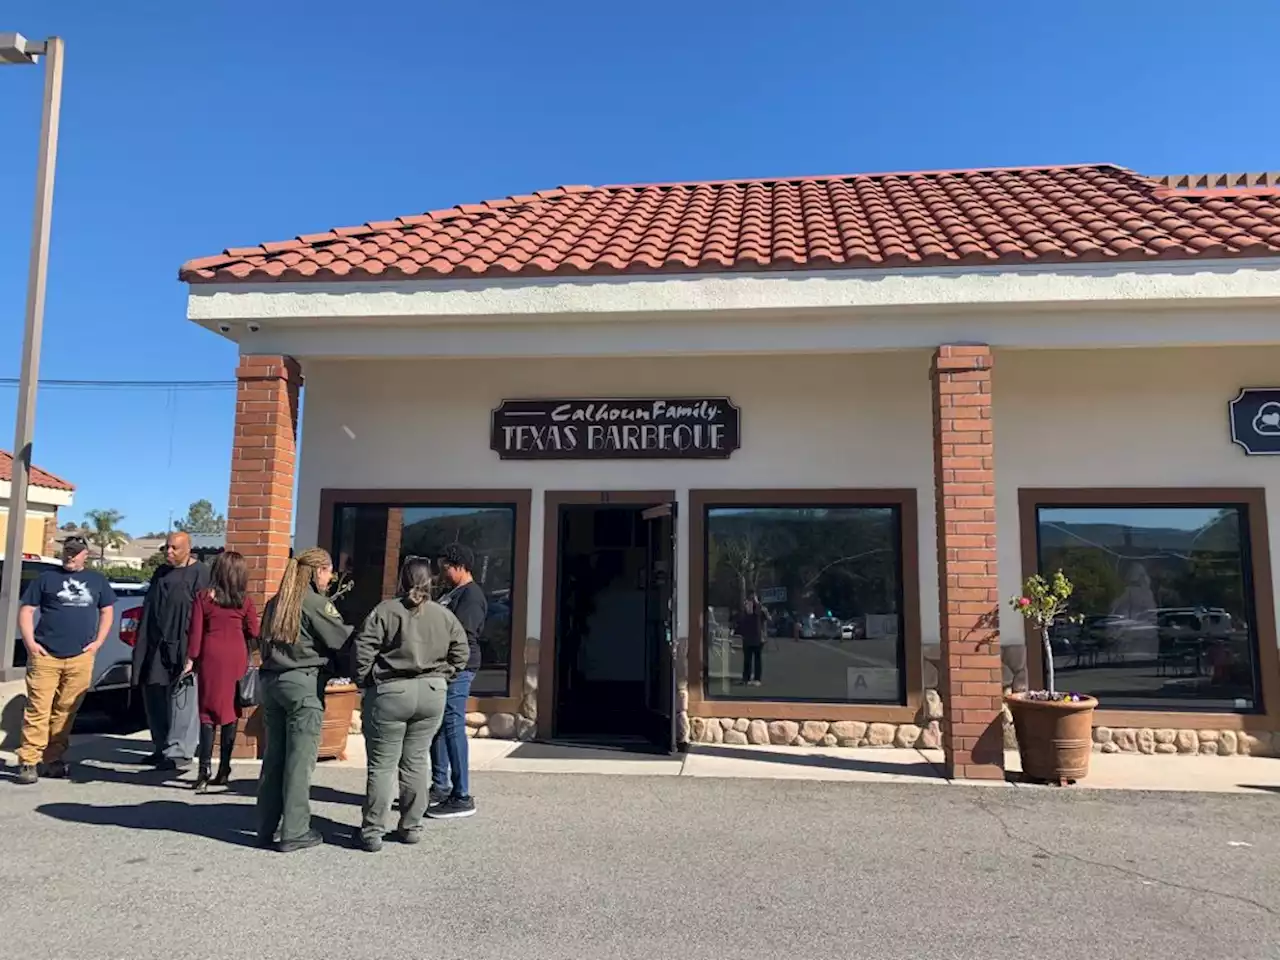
xmin=182 ymin=163 xmax=1280 ymax=781
xmin=0 ymin=449 xmax=75 ymax=558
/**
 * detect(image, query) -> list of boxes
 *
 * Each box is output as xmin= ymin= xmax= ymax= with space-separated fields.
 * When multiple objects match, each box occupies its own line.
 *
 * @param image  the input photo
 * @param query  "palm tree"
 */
xmin=84 ymin=508 xmax=128 ymax=564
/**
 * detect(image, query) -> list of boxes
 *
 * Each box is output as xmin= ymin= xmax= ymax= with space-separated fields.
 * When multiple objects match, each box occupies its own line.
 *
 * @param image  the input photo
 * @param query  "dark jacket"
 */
xmin=259 ymin=587 xmax=352 ymax=674
xmin=738 ymin=601 xmax=769 ymax=648
xmin=353 ymin=597 xmax=470 ymax=688
xmin=133 ymin=561 xmax=211 ymax=686
xmin=441 ymin=581 xmax=487 ymax=673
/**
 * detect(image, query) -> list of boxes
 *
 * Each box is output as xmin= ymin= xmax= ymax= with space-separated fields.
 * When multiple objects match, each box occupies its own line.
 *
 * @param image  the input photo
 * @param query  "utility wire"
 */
xmin=0 ymin=378 xmax=236 ymax=390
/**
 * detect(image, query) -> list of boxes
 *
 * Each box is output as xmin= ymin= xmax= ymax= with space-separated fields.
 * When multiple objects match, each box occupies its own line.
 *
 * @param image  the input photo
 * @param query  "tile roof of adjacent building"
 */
xmin=0 ymin=450 xmax=75 ymax=491
xmin=180 ymin=163 xmax=1280 ymax=284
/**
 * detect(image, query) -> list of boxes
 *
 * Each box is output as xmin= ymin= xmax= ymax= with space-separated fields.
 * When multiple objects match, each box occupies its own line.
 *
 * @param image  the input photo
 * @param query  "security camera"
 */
xmin=247 ymin=321 xmax=261 ymax=333
xmin=216 ymin=322 xmax=232 ymax=334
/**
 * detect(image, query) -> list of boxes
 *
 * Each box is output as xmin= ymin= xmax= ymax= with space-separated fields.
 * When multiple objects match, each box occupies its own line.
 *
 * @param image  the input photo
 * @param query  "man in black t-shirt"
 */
xmin=15 ymin=537 xmax=116 ymax=784
xmin=427 ymin=543 xmax=487 ymax=820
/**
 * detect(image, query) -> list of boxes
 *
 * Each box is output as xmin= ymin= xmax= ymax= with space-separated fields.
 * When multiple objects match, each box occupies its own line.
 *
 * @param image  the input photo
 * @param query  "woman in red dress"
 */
xmin=186 ymin=551 xmax=259 ymax=792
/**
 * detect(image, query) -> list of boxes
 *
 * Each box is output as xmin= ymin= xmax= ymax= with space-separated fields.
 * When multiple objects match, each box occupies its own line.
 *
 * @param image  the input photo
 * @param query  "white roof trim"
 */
xmin=0 ymin=480 xmax=74 ymax=507
xmin=187 ymin=258 xmax=1280 ymax=325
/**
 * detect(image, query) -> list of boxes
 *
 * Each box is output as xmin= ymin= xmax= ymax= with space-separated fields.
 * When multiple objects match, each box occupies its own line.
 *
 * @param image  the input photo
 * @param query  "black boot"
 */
xmin=194 ymin=724 xmax=214 ymax=793
xmin=212 ymin=721 xmax=237 ymax=787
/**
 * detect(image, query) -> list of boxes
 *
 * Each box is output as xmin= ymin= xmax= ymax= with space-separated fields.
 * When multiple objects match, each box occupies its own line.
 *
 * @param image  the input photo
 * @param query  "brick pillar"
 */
xmin=931 ymin=345 xmax=1004 ymax=780
xmin=227 ymin=355 xmax=302 ymax=609
xmin=381 ymin=508 xmax=403 ymax=599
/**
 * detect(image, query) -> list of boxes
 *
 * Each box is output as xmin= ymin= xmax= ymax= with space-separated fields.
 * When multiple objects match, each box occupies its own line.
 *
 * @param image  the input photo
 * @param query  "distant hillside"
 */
xmin=1038 ymin=517 xmax=1240 ymax=554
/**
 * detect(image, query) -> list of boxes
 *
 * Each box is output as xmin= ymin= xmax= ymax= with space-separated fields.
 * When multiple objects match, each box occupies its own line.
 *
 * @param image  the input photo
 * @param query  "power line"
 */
xmin=0 ymin=378 xmax=236 ymax=390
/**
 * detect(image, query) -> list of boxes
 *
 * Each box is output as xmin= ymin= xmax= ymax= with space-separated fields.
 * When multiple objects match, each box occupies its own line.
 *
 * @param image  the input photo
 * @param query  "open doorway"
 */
xmin=551 ymin=500 xmax=677 ymax=752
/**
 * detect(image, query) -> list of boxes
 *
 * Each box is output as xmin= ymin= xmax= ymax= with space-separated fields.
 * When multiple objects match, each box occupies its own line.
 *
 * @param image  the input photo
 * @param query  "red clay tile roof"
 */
xmin=0 ymin=450 xmax=74 ymax=492
xmin=180 ymin=163 xmax=1280 ymax=283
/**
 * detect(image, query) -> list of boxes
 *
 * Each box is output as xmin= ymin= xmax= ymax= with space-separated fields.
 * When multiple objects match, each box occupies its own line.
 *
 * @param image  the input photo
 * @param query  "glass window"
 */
xmin=703 ymin=504 xmax=906 ymax=703
xmin=332 ymin=502 xmax=519 ymax=697
xmin=1035 ymin=503 xmax=1261 ymax=712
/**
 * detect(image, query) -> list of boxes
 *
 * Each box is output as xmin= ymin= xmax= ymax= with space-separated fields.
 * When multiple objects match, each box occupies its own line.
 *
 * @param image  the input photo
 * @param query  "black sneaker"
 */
xmin=426 ymin=795 xmax=476 ymax=819
xmin=428 ymin=785 xmax=451 ymax=807
xmin=278 ymin=829 xmax=323 ymax=853
xmin=15 ymin=764 xmax=38 ymax=786
xmin=41 ymin=760 xmax=70 ymax=780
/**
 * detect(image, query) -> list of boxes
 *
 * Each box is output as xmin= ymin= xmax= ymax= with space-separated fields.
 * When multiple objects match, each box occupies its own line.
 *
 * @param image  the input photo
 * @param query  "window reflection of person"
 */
xmin=739 ymin=593 xmax=770 ymax=687
xmin=1110 ymin=562 xmax=1156 ymax=621
xmin=1110 ymin=562 xmax=1158 ymax=661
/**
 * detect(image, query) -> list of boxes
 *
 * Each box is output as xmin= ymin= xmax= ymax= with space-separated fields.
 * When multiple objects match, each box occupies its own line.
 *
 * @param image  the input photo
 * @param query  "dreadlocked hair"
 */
xmin=399 ymin=557 xmax=434 ymax=612
xmin=262 ymin=547 xmax=332 ymax=645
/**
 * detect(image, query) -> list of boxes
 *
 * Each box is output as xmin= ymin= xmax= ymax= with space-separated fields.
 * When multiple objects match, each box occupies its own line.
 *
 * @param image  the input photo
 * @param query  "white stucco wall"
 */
xmin=295 ymin=351 xmax=939 ymax=646
xmin=994 ymin=345 xmax=1280 ymax=649
xmin=294 ymin=344 xmax=1280 ymax=664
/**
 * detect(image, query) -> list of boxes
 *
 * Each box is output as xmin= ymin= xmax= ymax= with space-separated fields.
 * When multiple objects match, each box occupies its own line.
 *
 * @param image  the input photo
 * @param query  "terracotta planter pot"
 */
xmin=1006 ymin=693 xmax=1097 ymax=785
xmin=237 ymin=683 xmax=359 ymax=761
xmin=319 ymin=683 xmax=358 ymax=761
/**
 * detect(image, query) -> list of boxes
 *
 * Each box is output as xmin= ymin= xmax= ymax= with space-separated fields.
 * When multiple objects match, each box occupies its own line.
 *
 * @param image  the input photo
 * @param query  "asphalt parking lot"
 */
xmin=0 ymin=749 xmax=1277 ymax=960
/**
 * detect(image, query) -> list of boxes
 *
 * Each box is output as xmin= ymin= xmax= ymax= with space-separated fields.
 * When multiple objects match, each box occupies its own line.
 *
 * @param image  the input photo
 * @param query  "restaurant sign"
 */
xmin=1229 ymin=388 xmax=1280 ymax=455
xmin=491 ymin=397 xmax=741 ymax=460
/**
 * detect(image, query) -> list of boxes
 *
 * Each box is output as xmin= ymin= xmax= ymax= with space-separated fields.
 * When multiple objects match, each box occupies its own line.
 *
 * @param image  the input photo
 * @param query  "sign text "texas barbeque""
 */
xmin=491 ymin=398 xmax=741 ymax=460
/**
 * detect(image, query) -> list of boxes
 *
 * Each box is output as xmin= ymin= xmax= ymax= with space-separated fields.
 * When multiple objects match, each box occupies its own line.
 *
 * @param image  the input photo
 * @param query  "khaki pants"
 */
xmin=17 ymin=651 xmax=95 ymax=766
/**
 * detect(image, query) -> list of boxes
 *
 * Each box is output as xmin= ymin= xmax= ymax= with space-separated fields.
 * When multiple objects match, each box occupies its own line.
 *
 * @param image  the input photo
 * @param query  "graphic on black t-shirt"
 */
xmin=21 ymin=569 xmax=116 ymax=658
xmin=56 ymin=578 xmax=95 ymax=607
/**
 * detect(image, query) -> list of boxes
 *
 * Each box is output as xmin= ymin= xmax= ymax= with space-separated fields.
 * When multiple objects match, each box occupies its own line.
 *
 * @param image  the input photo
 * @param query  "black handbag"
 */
xmin=236 ymin=666 xmax=260 ymax=709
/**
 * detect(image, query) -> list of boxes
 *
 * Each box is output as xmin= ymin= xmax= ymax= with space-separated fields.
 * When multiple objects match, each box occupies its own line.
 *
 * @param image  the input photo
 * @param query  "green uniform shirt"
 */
xmin=353 ymin=598 xmax=470 ymax=687
xmin=260 ymin=588 xmax=352 ymax=673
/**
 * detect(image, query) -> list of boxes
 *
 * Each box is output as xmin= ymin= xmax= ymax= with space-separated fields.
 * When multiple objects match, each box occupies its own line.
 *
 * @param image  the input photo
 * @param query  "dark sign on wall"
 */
xmin=491 ymin=398 xmax=741 ymax=460
xmin=1230 ymin=388 xmax=1280 ymax=456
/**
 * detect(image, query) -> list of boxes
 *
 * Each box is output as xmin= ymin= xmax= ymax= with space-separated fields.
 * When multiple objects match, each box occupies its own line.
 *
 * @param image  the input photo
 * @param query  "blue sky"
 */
xmin=1 ymin=1 xmax=1277 ymax=534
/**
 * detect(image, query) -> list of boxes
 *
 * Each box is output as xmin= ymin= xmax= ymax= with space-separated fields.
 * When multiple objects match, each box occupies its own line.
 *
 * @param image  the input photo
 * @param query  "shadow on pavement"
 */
xmin=67 ymin=734 xmax=156 ymax=767
xmin=75 ymin=763 xmax=364 ymax=808
xmin=36 ymin=799 xmax=351 ymax=849
xmin=1238 ymin=784 xmax=1280 ymax=794
xmin=225 ymin=776 xmax=363 ymax=807
xmin=686 ymin=744 xmax=945 ymax=779
xmin=0 ymin=745 xmax=365 ymax=808
xmin=0 ymin=696 xmax=25 ymax=751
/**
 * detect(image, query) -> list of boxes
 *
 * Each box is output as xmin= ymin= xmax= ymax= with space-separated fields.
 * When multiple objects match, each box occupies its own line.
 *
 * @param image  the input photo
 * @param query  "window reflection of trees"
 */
xmin=708 ymin=508 xmax=901 ymax=620
xmin=704 ymin=506 xmax=906 ymax=704
xmin=332 ymin=504 xmax=517 ymax=698
xmin=1036 ymin=505 xmax=1258 ymax=710
xmin=400 ymin=508 xmax=516 ymax=694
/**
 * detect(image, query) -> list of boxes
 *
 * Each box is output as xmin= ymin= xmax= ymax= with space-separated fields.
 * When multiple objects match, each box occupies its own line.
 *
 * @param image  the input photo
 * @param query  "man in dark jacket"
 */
xmin=132 ymin=531 xmax=209 ymax=770
xmin=427 ymin=543 xmax=487 ymax=819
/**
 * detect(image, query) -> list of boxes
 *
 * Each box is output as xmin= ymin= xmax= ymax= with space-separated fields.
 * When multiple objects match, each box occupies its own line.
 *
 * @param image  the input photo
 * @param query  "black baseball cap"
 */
xmin=60 ymin=535 xmax=89 ymax=558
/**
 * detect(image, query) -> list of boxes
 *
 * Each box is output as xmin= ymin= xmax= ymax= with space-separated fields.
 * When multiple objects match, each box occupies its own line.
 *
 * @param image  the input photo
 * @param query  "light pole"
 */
xmin=0 ymin=33 xmax=64 ymax=683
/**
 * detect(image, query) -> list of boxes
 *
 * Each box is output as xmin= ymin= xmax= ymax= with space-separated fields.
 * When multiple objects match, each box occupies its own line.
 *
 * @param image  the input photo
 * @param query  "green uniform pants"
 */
xmin=257 ymin=668 xmax=324 ymax=843
xmin=362 ymin=675 xmax=447 ymax=841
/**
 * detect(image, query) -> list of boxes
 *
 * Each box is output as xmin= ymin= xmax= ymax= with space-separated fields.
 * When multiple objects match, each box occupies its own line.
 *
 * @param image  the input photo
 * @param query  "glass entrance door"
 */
xmin=642 ymin=503 xmax=679 ymax=754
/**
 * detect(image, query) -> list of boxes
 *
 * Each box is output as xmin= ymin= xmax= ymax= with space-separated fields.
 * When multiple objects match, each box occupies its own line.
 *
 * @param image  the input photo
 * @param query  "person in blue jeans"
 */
xmin=427 ymin=543 xmax=487 ymax=819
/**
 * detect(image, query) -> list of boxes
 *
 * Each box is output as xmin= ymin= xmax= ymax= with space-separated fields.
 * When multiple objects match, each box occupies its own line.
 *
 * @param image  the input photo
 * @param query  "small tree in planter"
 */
xmin=1009 ymin=570 xmax=1085 ymax=702
xmin=1006 ymin=570 xmax=1096 ymax=784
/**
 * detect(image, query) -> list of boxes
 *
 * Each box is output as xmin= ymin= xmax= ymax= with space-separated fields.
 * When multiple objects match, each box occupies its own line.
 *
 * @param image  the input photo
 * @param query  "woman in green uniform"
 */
xmin=257 ymin=547 xmax=351 ymax=852
xmin=353 ymin=557 xmax=469 ymax=852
